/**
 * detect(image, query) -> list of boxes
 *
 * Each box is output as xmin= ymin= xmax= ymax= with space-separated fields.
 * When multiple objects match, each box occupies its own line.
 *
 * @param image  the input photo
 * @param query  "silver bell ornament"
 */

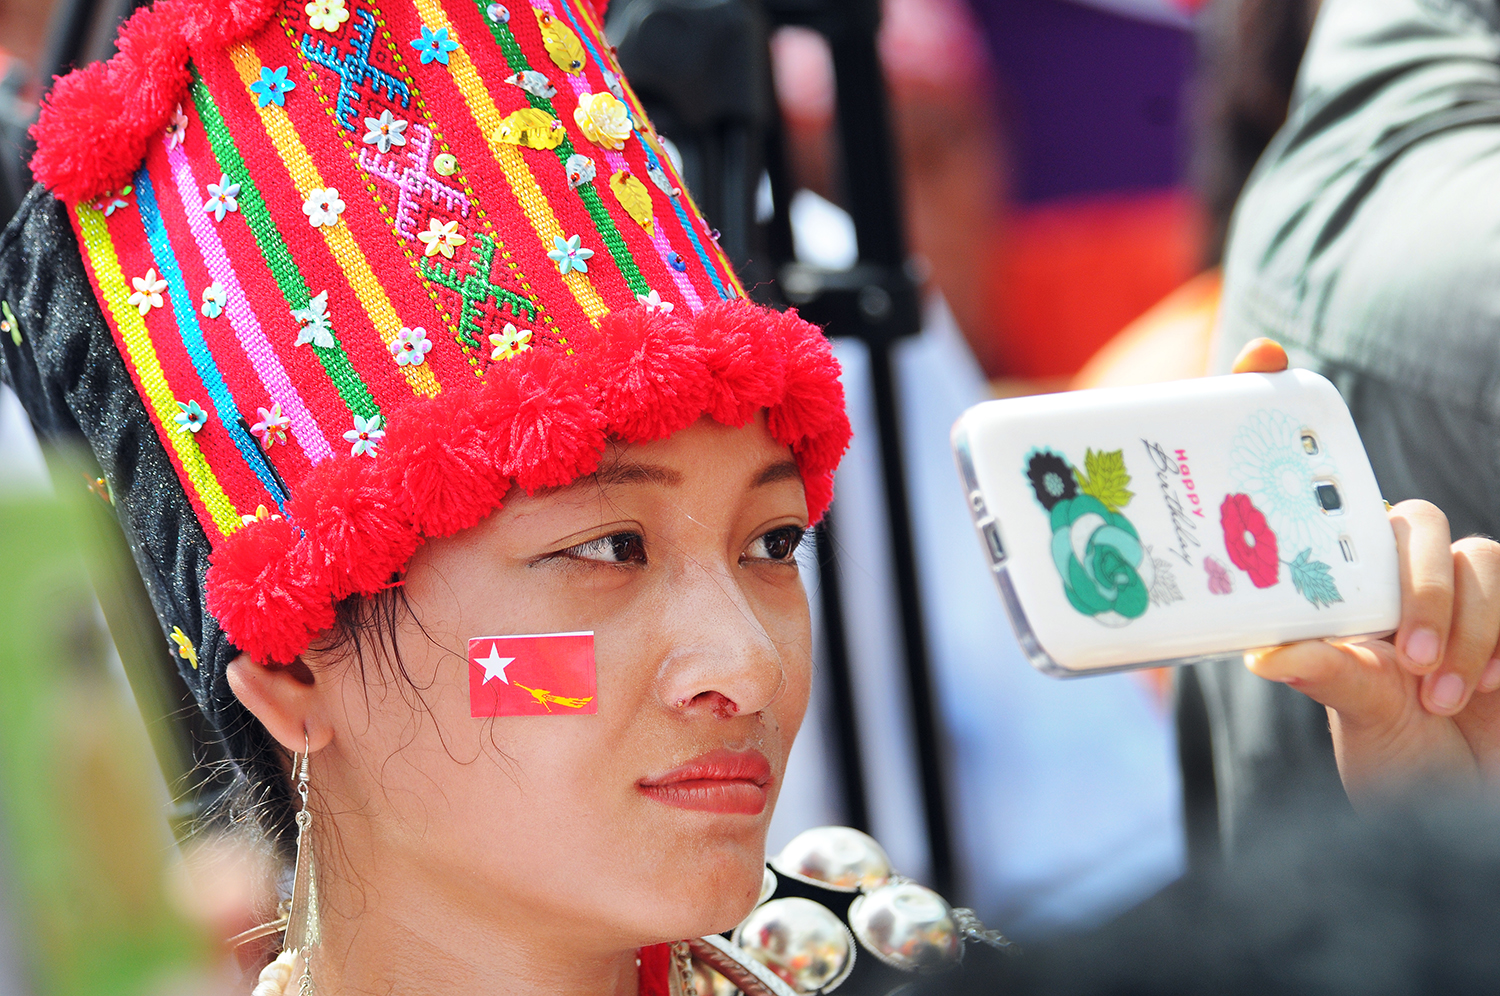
xmin=733 ymin=897 xmax=857 ymax=994
xmin=770 ymin=826 xmax=892 ymax=893
xmin=847 ymin=880 xmax=962 ymax=972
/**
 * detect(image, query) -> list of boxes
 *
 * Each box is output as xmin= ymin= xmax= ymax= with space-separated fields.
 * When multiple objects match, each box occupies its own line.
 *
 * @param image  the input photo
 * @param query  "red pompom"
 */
xmin=487 ymin=350 xmax=608 ymax=492
xmin=207 ymin=517 xmax=336 ymax=666
xmin=695 ymin=300 xmax=790 ymax=427
xmin=289 ymin=458 xmax=421 ymax=601
xmin=584 ymin=0 xmax=611 ymax=20
xmin=582 ymin=307 xmax=711 ymax=442
xmin=382 ymin=390 xmax=511 ymax=538
xmin=767 ymin=314 xmax=849 ymax=451
xmin=795 ymin=423 xmax=852 ymax=481
xmin=30 ymin=2 xmax=191 ymax=202
xmin=31 ymin=0 xmax=280 ymax=202
xmin=177 ymin=0 xmax=282 ymax=49
xmin=800 ymin=468 xmax=836 ymax=525
xmin=29 ymin=61 xmax=118 ymax=200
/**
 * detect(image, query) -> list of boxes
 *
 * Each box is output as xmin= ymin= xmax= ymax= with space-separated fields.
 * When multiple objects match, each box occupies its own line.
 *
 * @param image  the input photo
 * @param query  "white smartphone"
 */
xmin=951 ymin=370 xmax=1402 ymax=676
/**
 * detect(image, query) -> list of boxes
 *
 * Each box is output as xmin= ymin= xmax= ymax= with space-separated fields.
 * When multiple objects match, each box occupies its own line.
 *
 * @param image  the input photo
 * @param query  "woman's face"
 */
xmin=309 ymin=415 xmax=813 ymax=953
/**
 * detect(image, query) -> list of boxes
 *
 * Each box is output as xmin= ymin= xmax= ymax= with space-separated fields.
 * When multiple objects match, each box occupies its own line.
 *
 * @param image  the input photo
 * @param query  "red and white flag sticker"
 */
xmin=467 ymin=632 xmax=597 ymax=717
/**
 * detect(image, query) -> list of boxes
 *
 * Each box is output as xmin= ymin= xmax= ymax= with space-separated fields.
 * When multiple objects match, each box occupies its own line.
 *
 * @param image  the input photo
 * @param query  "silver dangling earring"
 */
xmin=249 ymin=734 xmax=320 ymax=996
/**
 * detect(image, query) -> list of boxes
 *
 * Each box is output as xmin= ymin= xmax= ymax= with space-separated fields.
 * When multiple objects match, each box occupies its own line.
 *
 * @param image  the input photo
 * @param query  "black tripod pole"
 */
xmin=814 ymin=512 xmax=871 ymax=834
xmin=769 ymin=0 xmax=955 ymax=895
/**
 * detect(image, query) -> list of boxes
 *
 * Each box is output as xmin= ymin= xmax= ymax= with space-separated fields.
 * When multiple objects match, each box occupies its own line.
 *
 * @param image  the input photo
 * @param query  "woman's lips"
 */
xmin=638 ymin=748 xmax=773 ymax=815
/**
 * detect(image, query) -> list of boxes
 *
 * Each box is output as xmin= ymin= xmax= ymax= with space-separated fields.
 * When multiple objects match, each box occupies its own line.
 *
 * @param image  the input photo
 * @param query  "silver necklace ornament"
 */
xmin=687 ymin=935 xmax=802 ymax=996
xmin=732 ymin=897 xmax=857 ymax=994
xmin=724 ymin=826 xmax=1018 ymax=992
xmin=846 ymin=880 xmax=959 ymax=972
xmin=770 ymin=827 xmax=893 ymax=893
xmin=952 ymin=906 xmax=1019 ymax=955
xmin=671 ymin=940 xmax=699 ymax=996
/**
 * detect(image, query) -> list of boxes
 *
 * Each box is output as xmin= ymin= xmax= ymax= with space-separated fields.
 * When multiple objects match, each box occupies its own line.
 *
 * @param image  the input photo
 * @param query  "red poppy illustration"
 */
xmin=1220 ymin=493 xmax=1280 ymax=588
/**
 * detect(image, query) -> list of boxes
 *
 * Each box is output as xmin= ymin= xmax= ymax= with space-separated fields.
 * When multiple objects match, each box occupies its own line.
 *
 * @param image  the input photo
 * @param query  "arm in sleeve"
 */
xmin=1220 ymin=0 xmax=1500 ymax=403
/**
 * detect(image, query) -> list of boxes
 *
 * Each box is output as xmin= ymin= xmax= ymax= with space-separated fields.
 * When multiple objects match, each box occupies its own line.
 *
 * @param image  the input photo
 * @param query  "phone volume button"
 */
xmin=980 ymin=520 xmax=1006 ymax=565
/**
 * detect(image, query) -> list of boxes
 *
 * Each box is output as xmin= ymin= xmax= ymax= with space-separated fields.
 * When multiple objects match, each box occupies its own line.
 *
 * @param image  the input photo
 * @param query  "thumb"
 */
xmin=1230 ymin=338 xmax=1289 ymax=374
xmin=1245 ymin=639 xmax=1408 ymax=730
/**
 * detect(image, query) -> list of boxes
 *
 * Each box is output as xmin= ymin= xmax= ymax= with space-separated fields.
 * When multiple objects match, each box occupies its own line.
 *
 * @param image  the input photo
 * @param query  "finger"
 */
xmin=1451 ymin=545 xmax=1500 ymax=775
xmin=1420 ymin=536 xmax=1500 ymax=715
xmin=1388 ymin=500 xmax=1456 ymax=675
xmin=1478 ymin=654 xmax=1500 ymax=695
xmin=1229 ymin=338 xmax=1289 ymax=374
xmin=1246 ymin=641 xmax=1476 ymax=802
xmin=1470 ymin=572 xmax=1500 ymax=696
xmin=1455 ymin=674 xmax=1500 ymax=783
xmin=1246 ymin=640 xmax=1406 ymax=723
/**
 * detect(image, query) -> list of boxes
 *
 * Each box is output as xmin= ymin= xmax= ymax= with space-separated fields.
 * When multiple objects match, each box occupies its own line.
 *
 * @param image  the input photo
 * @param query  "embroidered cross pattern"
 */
xmin=300 ymin=7 xmax=411 ymax=132
xmin=421 ymin=231 xmax=538 ymax=350
xmin=360 ymin=121 xmax=470 ymax=241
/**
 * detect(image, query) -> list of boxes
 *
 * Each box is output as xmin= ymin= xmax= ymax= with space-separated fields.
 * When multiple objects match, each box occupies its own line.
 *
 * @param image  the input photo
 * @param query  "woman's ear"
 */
xmin=225 ymin=653 xmax=335 ymax=753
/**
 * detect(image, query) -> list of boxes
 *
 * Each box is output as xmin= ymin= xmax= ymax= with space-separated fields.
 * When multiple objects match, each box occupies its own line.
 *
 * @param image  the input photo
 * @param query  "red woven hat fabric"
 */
xmin=32 ymin=0 xmax=849 ymax=666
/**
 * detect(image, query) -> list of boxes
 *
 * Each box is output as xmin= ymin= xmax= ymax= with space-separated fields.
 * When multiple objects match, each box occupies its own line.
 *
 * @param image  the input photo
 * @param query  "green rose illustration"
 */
xmin=1049 ymin=494 xmax=1151 ymax=623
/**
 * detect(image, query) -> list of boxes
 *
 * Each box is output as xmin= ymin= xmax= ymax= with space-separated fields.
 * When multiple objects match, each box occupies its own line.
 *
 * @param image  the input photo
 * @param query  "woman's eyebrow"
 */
xmin=595 ymin=462 xmax=684 ymax=487
xmin=589 ymin=459 xmax=799 ymax=489
xmin=754 ymin=460 xmax=801 ymax=487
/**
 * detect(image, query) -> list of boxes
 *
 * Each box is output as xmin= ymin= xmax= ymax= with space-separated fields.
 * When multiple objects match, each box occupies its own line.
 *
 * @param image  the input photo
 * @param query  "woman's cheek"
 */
xmin=752 ymin=566 xmax=813 ymax=638
xmin=771 ymin=635 xmax=815 ymax=749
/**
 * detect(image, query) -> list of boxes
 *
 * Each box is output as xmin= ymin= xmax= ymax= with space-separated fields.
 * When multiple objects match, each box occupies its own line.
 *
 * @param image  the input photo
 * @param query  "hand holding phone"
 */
xmin=953 ymin=368 xmax=1400 ymax=675
xmin=957 ymin=338 xmax=1500 ymax=805
xmin=1229 ymin=342 xmax=1500 ymax=801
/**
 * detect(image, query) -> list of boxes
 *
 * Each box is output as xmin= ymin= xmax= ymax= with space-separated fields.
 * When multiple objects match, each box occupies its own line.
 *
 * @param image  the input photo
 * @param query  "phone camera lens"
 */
xmin=1315 ymin=482 xmax=1343 ymax=512
xmin=1301 ymin=432 xmax=1320 ymax=455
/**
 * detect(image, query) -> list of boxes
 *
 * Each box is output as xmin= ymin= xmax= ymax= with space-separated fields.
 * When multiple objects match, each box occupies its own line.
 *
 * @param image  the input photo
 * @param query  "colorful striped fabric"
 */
xmin=275 ymin=8 xmax=558 ymax=364
xmin=408 ymin=0 xmax=614 ymax=320
xmin=467 ymin=0 xmax=653 ymax=299
xmin=541 ymin=0 xmax=720 ymax=306
xmin=73 ymin=201 xmax=245 ymax=536
xmin=61 ymin=0 xmax=748 ymax=551
xmin=134 ymin=168 xmax=290 ymax=507
xmin=511 ymin=0 xmax=701 ymax=311
xmin=229 ymin=40 xmax=441 ymax=401
xmin=162 ymin=117 xmax=337 ymax=466
xmin=197 ymin=64 xmax=390 ymax=422
xmin=561 ymin=0 xmax=745 ymax=300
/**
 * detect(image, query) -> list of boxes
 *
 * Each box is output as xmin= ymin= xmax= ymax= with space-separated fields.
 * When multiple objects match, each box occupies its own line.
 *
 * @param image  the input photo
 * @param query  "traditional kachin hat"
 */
xmin=5 ymin=0 xmax=848 ymax=769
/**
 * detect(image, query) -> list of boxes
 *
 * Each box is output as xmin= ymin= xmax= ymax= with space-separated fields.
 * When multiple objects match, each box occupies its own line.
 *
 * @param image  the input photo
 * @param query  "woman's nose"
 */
xmin=653 ymin=560 xmax=786 ymax=720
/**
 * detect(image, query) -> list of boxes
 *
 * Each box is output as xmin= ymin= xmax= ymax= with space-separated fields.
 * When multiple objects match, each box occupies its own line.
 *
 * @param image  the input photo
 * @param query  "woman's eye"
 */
xmin=562 ymin=532 xmax=646 ymax=565
xmin=747 ymin=525 xmax=806 ymax=563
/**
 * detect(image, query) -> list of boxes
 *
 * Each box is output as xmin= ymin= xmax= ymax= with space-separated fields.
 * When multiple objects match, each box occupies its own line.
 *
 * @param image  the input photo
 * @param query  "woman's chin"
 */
xmin=640 ymin=850 xmax=767 ymax=942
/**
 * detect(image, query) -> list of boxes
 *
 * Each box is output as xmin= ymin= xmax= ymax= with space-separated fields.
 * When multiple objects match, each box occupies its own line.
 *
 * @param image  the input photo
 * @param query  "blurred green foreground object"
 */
xmin=0 ymin=495 xmax=209 ymax=996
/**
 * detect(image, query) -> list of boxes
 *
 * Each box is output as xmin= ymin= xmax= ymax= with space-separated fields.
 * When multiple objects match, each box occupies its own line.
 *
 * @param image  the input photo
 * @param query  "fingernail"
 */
xmin=1431 ymin=672 xmax=1466 ymax=711
xmin=1481 ymin=659 xmax=1500 ymax=693
xmin=1406 ymin=628 xmax=1440 ymax=667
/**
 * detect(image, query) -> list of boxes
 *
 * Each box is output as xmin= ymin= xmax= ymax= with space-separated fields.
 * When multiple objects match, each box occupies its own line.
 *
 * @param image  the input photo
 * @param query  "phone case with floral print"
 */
xmin=951 ymin=370 xmax=1401 ymax=676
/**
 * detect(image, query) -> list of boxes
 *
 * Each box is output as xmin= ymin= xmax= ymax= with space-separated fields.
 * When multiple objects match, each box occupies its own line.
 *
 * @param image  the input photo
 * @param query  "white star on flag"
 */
xmin=476 ymin=644 xmax=516 ymax=685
